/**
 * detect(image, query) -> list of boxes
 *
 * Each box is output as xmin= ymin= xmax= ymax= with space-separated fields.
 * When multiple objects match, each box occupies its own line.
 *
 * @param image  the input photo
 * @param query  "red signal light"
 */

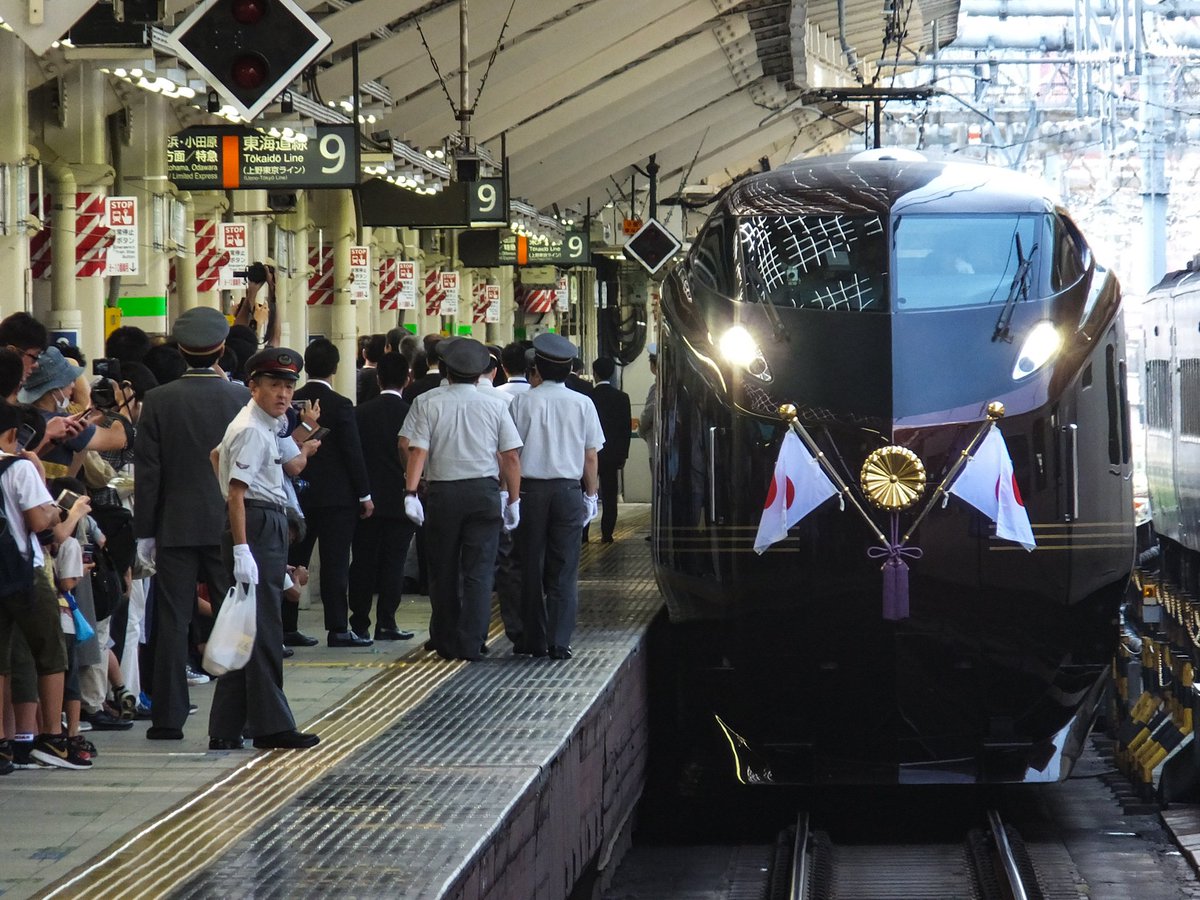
xmin=231 ymin=0 xmax=267 ymax=24
xmin=231 ymin=53 xmax=269 ymax=89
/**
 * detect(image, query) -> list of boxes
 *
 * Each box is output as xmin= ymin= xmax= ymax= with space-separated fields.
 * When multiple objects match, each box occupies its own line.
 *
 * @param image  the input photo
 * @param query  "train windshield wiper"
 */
xmin=992 ymin=233 xmax=1037 ymax=343
xmin=747 ymin=274 xmax=789 ymax=342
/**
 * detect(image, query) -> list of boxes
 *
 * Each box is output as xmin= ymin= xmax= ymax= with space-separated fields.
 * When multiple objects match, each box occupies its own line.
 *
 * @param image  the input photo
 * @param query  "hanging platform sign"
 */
xmin=104 ymin=197 xmax=139 ymax=277
xmin=397 ymin=261 xmax=419 ymax=310
xmin=350 ymin=246 xmax=370 ymax=302
xmin=167 ymin=125 xmax=359 ymax=190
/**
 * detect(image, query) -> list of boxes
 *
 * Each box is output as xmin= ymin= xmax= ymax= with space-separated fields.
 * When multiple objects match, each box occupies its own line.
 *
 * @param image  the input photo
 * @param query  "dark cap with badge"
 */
xmin=172 ymin=306 xmax=230 ymax=353
xmin=440 ymin=337 xmax=491 ymax=379
xmin=532 ymin=332 xmax=577 ymax=364
xmin=246 ymin=347 xmax=303 ymax=381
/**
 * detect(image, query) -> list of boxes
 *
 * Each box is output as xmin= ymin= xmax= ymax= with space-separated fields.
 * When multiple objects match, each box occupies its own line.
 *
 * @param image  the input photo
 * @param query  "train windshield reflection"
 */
xmin=893 ymin=213 xmax=1047 ymax=311
xmin=737 ymin=214 xmax=889 ymax=312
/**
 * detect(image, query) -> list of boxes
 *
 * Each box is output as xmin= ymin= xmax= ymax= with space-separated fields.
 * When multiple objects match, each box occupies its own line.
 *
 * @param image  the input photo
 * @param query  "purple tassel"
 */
xmin=882 ymin=557 xmax=910 ymax=621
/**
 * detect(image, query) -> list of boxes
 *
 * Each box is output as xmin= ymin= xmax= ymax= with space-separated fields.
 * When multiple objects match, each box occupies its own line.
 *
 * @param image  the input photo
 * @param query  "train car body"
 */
xmin=654 ymin=149 xmax=1135 ymax=786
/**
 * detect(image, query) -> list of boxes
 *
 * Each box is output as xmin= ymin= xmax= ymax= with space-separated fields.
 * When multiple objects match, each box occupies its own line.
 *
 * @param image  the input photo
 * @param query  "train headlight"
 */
xmin=1012 ymin=321 xmax=1061 ymax=379
xmin=718 ymin=325 xmax=772 ymax=382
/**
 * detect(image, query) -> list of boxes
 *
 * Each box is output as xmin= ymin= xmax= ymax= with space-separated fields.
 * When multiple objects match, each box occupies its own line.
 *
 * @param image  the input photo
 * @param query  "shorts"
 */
xmin=0 ymin=568 xmax=69 ymax=678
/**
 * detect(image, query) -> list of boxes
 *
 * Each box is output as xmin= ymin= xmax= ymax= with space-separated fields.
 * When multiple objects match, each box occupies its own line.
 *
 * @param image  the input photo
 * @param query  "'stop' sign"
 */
xmin=168 ymin=124 xmax=359 ymax=190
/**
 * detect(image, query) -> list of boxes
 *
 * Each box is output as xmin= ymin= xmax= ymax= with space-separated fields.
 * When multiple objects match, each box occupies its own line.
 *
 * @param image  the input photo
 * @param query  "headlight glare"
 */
xmin=719 ymin=325 xmax=759 ymax=367
xmin=1012 ymin=320 xmax=1061 ymax=379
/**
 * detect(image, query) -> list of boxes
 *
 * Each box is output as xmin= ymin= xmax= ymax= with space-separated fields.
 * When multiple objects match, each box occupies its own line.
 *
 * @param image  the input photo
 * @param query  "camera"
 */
xmin=56 ymin=488 xmax=84 ymax=512
xmin=93 ymin=358 xmax=122 ymax=381
xmin=233 ymin=261 xmax=269 ymax=284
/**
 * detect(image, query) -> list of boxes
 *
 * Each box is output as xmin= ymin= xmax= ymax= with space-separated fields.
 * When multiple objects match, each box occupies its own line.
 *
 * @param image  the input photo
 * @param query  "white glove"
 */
xmin=404 ymin=494 xmax=425 ymax=526
xmin=502 ymin=497 xmax=521 ymax=532
xmin=583 ymin=493 xmax=599 ymax=526
xmin=500 ymin=490 xmax=509 ymax=517
xmin=232 ymin=543 xmax=259 ymax=585
xmin=136 ymin=537 xmax=156 ymax=566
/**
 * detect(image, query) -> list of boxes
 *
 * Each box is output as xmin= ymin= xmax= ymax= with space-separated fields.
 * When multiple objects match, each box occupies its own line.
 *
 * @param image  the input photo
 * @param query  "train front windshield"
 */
xmin=736 ymin=213 xmax=1051 ymax=313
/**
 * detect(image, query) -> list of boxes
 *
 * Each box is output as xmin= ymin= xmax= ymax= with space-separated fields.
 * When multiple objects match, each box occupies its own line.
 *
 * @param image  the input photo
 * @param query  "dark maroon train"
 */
xmin=652 ymin=148 xmax=1134 ymax=785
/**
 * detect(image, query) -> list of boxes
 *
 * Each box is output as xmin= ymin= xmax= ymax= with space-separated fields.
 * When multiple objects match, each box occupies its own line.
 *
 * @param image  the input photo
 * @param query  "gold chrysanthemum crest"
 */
xmin=860 ymin=445 xmax=926 ymax=511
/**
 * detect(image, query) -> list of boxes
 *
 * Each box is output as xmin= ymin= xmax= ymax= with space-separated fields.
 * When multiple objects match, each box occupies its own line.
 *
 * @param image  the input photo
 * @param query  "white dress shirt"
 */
xmin=509 ymin=381 xmax=605 ymax=480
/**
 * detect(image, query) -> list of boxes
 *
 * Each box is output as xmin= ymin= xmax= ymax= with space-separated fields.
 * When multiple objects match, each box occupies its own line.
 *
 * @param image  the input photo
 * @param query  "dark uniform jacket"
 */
xmin=354 ymin=391 xmax=410 ymax=518
xmin=292 ymin=380 xmax=371 ymax=509
xmin=134 ymin=370 xmax=250 ymax=545
xmin=592 ymin=382 xmax=632 ymax=468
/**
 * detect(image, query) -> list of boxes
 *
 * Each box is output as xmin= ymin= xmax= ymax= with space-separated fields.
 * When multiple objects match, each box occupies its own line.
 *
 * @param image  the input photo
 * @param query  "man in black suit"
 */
xmin=591 ymin=358 xmax=632 ymax=543
xmin=356 ymin=334 xmax=384 ymax=404
xmin=348 ymin=353 xmax=416 ymax=641
xmin=134 ymin=307 xmax=249 ymax=740
xmin=287 ymin=338 xmax=375 ymax=648
xmin=402 ymin=334 xmax=445 ymax=401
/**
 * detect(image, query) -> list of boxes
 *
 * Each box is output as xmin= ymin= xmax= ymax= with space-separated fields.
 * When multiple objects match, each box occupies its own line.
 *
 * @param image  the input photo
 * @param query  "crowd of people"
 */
xmin=0 ymin=300 xmax=640 ymax=774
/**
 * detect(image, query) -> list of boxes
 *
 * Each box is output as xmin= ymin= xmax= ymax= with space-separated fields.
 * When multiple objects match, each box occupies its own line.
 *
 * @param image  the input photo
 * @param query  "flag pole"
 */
xmin=900 ymin=400 xmax=1005 ymax=545
xmin=778 ymin=404 xmax=889 ymax=548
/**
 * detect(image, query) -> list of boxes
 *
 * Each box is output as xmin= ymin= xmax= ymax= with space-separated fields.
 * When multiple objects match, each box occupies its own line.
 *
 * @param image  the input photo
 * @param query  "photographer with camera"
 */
xmin=232 ymin=261 xmax=281 ymax=349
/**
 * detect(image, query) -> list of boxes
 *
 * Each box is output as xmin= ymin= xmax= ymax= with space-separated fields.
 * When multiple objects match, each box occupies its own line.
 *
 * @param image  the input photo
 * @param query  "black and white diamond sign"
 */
xmin=623 ymin=218 xmax=682 ymax=276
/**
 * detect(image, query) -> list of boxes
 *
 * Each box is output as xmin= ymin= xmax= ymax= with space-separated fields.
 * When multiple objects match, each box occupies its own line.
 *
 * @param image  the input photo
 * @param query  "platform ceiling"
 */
xmin=270 ymin=0 xmax=962 ymax=213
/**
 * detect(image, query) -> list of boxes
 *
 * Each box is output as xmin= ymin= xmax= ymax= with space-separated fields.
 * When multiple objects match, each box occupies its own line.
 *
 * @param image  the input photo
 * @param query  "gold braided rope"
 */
xmin=860 ymin=445 xmax=926 ymax=511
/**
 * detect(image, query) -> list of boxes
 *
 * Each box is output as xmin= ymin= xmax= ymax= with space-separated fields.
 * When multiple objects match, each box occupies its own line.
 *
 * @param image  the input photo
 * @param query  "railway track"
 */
xmin=783 ymin=808 xmax=1042 ymax=900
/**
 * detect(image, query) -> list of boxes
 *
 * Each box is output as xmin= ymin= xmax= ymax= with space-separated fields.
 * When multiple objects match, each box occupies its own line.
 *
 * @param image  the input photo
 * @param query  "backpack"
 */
xmin=0 ymin=456 xmax=36 ymax=597
xmin=89 ymin=543 xmax=125 ymax=620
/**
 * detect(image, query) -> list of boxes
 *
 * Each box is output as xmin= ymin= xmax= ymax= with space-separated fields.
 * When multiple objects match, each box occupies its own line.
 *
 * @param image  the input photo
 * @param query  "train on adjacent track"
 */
xmin=651 ymin=148 xmax=1135 ymax=786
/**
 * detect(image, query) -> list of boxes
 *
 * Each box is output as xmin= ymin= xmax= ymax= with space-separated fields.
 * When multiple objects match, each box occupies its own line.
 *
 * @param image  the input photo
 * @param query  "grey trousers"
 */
xmin=426 ymin=478 xmax=501 ymax=660
xmin=517 ymin=478 xmax=584 ymax=651
xmin=209 ymin=505 xmax=296 ymax=740
xmin=152 ymin=545 xmax=230 ymax=730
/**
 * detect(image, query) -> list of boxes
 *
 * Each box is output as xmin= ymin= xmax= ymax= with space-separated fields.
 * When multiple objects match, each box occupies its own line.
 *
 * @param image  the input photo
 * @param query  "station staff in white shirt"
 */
xmin=508 ymin=333 xmax=604 ymax=660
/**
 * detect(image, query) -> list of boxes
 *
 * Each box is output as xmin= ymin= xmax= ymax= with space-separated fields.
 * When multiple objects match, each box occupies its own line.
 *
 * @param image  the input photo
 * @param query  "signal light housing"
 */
xmin=164 ymin=0 xmax=330 ymax=121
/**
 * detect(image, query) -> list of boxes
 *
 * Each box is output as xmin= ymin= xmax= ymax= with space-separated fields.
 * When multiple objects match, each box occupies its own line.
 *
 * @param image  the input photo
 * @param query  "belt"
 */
xmin=244 ymin=499 xmax=287 ymax=513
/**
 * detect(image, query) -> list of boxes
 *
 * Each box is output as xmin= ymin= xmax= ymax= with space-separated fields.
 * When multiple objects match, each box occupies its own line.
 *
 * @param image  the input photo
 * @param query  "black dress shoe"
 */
xmin=423 ymin=638 xmax=436 ymax=651
xmin=549 ymin=645 xmax=573 ymax=660
xmin=146 ymin=726 xmax=184 ymax=740
xmin=513 ymin=643 xmax=548 ymax=657
xmin=283 ymin=630 xmax=319 ymax=648
xmin=282 ymin=646 xmax=295 ymax=658
xmin=208 ymin=737 xmax=244 ymax=750
xmin=84 ymin=709 xmax=133 ymax=731
xmin=327 ymin=630 xmax=373 ymax=648
xmin=479 ymin=643 xmax=490 ymax=655
xmin=252 ymin=730 xmax=320 ymax=750
xmin=600 ymin=536 xmax=614 ymax=544
xmin=374 ymin=627 xmax=415 ymax=641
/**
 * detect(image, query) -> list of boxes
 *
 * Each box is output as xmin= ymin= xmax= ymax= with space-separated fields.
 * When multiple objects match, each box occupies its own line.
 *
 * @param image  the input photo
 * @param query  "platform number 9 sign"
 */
xmin=320 ymin=133 xmax=346 ymax=175
xmin=469 ymin=178 xmax=506 ymax=223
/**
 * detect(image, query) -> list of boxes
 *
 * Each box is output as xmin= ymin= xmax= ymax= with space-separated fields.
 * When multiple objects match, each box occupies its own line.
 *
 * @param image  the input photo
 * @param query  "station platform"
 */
xmin=3 ymin=505 xmax=660 ymax=900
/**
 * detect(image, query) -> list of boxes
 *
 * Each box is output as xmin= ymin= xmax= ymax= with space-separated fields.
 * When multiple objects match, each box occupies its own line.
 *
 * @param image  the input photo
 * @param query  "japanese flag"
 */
xmin=948 ymin=428 xmax=1036 ymax=551
xmin=754 ymin=431 xmax=838 ymax=554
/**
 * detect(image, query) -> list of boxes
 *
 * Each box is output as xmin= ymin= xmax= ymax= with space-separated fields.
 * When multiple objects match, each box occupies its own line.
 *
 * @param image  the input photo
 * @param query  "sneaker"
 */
xmin=68 ymin=735 xmax=97 ymax=761
xmin=12 ymin=740 xmax=46 ymax=770
xmin=83 ymin=708 xmax=134 ymax=731
xmin=77 ymin=719 xmax=93 ymax=733
xmin=186 ymin=665 xmax=211 ymax=686
xmin=31 ymin=733 xmax=92 ymax=770
xmin=0 ymin=739 xmax=13 ymax=775
xmin=113 ymin=686 xmax=137 ymax=721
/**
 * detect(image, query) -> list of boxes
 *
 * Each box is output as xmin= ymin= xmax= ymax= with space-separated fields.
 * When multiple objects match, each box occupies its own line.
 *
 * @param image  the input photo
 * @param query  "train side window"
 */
xmin=1180 ymin=358 xmax=1200 ymax=437
xmin=691 ymin=217 xmax=733 ymax=299
xmin=1052 ymin=215 xmax=1087 ymax=291
xmin=1118 ymin=359 xmax=1131 ymax=464
xmin=1146 ymin=358 xmax=1173 ymax=431
xmin=1105 ymin=347 xmax=1120 ymax=463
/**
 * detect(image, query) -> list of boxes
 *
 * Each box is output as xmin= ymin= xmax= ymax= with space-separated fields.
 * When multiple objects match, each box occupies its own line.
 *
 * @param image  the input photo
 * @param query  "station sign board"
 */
xmin=498 ymin=231 xmax=590 ymax=267
xmin=167 ymin=125 xmax=359 ymax=190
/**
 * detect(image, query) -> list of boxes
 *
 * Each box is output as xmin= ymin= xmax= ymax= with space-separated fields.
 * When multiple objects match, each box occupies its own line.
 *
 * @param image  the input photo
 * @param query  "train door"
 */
xmin=1143 ymin=284 xmax=1179 ymax=542
xmin=1169 ymin=278 xmax=1200 ymax=557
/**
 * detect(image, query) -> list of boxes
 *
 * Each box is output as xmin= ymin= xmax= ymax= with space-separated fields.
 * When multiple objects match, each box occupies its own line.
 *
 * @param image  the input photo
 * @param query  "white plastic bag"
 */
xmin=202 ymin=582 xmax=257 ymax=676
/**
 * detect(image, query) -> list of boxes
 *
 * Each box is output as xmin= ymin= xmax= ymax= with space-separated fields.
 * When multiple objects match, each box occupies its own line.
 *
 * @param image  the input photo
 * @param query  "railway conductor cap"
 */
xmin=172 ymin=306 xmax=230 ymax=353
xmin=440 ymin=337 xmax=491 ymax=380
xmin=246 ymin=347 xmax=303 ymax=381
xmin=533 ymin=333 xmax=577 ymax=366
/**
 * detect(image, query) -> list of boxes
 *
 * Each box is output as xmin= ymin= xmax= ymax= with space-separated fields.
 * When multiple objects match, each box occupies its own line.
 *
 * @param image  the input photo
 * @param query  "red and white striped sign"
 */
xmin=75 ymin=191 xmax=113 ymax=278
xmin=521 ymin=287 xmax=556 ymax=314
xmin=378 ymin=257 xmax=398 ymax=311
xmin=308 ymin=245 xmax=334 ymax=306
xmin=28 ymin=192 xmax=115 ymax=279
xmin=194 ymin=218 xmax=229 ymax=293
xmin=472 ymin=282 xmax=489 ymax=323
